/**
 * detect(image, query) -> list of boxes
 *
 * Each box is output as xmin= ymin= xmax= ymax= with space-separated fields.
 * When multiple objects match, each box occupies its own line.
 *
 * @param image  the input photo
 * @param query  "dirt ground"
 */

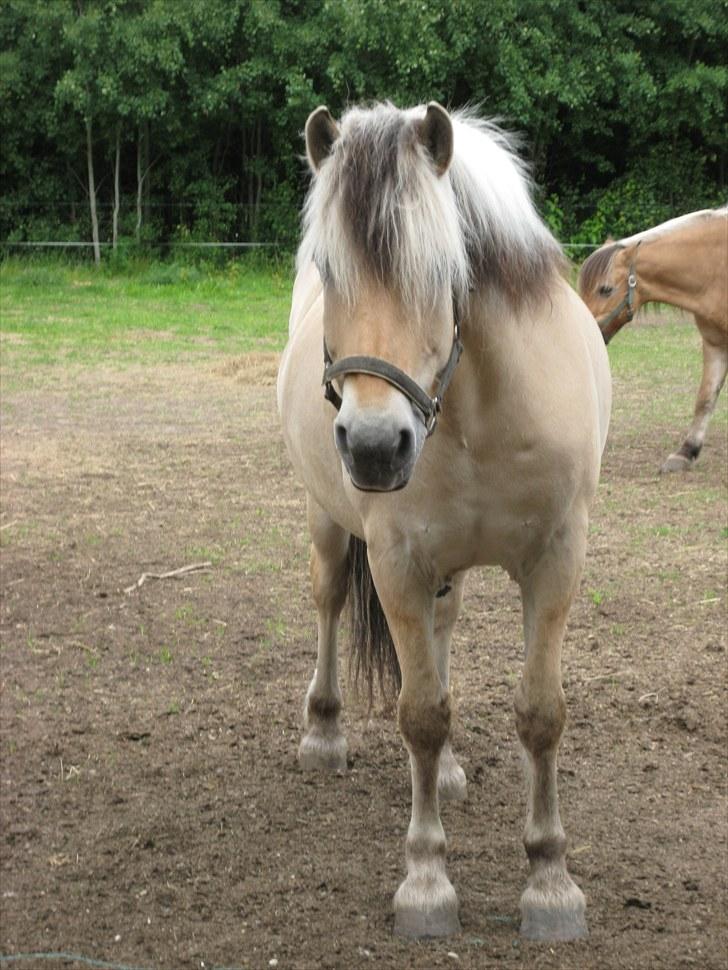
xmin=1 ymin=324 xmax=726 ymax=970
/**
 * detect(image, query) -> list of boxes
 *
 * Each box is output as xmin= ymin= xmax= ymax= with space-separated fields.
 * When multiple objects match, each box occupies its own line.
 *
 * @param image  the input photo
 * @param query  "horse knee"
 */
xmin=398 ymin=690 xmax=451 ymax=756
xmin=514 ymin=682 xmax=566 ymax=756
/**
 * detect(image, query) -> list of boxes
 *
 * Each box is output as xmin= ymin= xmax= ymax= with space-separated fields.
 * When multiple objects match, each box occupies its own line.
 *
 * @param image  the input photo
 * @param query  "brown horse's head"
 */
xmin=578 ymin=240 xmax=640 ymax=344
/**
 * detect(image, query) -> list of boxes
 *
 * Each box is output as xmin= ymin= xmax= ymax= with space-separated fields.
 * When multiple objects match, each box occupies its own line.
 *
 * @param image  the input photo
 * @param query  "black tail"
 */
xmin=347 ymin=536 xmax=401 ymax=702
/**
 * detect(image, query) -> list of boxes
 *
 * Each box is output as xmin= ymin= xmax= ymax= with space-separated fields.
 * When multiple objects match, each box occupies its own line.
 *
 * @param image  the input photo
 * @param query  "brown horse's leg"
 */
xmin=434 ymin=572 xmax=467 ymax=802
xmin=298 ymin=496 xmax=349 ymax=771
xmin=369 ymin=549 xmax=459 ymax=938
xmin=516 ymin=513 xmax=588 ymax=941
xmin=662 ymin=317 xmax=728 ymax=473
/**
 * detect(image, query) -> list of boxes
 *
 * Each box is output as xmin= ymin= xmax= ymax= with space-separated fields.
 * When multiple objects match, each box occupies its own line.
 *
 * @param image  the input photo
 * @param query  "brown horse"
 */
xmin=278 ymin=102 xmax=611 ymax=940
xmin=579 ymin=208 xmax=727 ymax=472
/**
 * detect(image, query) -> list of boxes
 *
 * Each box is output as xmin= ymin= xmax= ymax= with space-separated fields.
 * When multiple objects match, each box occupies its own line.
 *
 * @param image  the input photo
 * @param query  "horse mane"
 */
xmin=578 ymin=241 xmax=624 ymax=295
xmin=297 ymin=102 xmax=563 ymax=316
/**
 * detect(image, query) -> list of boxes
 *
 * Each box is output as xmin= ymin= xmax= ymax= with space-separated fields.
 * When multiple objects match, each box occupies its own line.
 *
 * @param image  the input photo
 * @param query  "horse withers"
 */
xmin=578 ymin=208 xmax=728 ymax=472
xmin=277 ymin=102 xmax=611 ymax=940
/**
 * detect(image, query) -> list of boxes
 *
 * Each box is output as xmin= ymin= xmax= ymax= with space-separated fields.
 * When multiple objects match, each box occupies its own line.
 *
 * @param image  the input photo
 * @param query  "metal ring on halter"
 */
xmin=597 ymin=263 xmax=638 ymax=330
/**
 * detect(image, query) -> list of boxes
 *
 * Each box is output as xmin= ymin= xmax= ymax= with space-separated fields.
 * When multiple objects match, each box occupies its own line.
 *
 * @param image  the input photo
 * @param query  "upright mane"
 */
xmin=297 ymin=103 xmax=563 ymax=316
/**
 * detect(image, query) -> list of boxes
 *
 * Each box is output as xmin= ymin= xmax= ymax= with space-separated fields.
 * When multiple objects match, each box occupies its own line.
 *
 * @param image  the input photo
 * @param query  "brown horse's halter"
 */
xmin=322 ymin=308 xmax=464 ymax=437
xmin=597 ymin=244 xmax=641 ymax=333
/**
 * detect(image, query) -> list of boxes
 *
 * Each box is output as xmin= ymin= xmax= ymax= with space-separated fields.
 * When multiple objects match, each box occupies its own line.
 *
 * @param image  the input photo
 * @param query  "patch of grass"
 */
xmin=0 ymin=255 xmax=293 ymax=374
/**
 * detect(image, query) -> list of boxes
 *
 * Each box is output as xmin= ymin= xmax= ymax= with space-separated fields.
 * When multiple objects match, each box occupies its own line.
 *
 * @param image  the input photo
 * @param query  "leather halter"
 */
xmin=597 ymin=260 xmax=638 ymax=331
xmin=322 ymin=310 xmax=464 ymax=437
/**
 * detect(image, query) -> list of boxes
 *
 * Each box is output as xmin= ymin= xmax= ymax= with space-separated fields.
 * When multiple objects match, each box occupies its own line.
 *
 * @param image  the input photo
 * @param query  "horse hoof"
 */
xmin=394 ymin=874 xmax=460 ymax=938
xmin=520 ymin=881 xmax=588 ymax=942
xmin=438 ymin=743 xmax=467 ymax=802
xmin=660 ymin=453 xmax=693 ymax=474
xmin=298 ymin=731 xmax=347 ymax=771
xmin=438 ymin=761 xmax=467 ymax=802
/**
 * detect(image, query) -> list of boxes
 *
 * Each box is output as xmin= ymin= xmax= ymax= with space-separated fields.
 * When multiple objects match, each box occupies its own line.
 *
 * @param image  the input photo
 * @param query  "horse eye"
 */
xmin=598 ymin=285 xmax=614 ymax=297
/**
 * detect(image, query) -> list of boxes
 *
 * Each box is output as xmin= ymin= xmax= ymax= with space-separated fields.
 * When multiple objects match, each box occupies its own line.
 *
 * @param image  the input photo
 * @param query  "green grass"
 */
xmin=0 ymin=255 xmax=293 ymax=371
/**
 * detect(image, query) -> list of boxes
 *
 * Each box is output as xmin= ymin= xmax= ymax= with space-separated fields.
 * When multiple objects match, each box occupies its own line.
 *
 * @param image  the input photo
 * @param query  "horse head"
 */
xmin=304 ymin=103 xmax=463 ymax=492
xmin=578 ymin=240 xmax=640 ymax=344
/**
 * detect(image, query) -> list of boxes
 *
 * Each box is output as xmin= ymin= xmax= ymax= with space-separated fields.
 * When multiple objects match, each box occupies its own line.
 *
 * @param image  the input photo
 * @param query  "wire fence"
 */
xmin=0 ymin=239 xmax=601 ymax=250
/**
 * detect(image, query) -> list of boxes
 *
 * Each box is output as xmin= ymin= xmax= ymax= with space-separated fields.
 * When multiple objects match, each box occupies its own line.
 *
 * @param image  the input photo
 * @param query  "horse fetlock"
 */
xmin=520 ymin=866 xmax=587 ymax=941
xmin=304 ymin=690 xmax=342 ymax=726
xmin=405 ymin=821 xmax=447 ymax=866
xmin=524 ymin=831 xmax=567 ymax=865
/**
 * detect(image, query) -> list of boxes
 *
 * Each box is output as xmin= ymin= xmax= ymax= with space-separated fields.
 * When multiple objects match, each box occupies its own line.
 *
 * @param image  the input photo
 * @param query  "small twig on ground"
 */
xmin=124 ymin=561 xmax=212 ymax=595
xmin=638 ymin=691 xmax=659 ymax=704
xmin=0 ymin=520 xmax=18 ymax=531
xmin=584 ymin=668 xmax=632 ymax=683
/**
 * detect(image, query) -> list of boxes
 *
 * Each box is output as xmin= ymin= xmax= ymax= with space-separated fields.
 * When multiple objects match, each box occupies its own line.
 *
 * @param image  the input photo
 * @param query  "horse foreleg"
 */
xmin=370 ymin=552 xmax=459 ymax=938
xmin=434 ymin=572 xmax=467 ymax=802
xmin=662 ymin=319 xmax=727 ymax=473
xmin=515 ymin=516 xmax=588 ymax=941
xmin=298 ymin=496 xmax=349 ymax=771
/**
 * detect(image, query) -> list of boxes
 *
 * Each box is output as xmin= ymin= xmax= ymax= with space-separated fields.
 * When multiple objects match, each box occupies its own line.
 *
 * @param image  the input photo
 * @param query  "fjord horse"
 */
xmin=579 ymin=208 xmax=727 ymax=472
xmin=278 ymin=102 xmax=611 ymax=940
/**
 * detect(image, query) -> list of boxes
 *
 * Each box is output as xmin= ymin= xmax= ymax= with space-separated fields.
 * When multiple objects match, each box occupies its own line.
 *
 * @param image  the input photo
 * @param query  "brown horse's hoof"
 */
xmin=660 ymin=452 xmax=694 ymax=474
xmin=520 ymin=879 xmax=587 ymax=941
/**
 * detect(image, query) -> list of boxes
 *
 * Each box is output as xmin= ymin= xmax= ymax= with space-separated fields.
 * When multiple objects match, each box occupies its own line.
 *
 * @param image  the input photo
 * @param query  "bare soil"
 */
xmin=1 ymin=335 xmax=726 ymax=970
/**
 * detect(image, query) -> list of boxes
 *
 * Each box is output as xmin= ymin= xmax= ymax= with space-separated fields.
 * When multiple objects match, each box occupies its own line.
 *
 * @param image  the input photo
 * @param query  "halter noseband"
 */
xmin=322 ymin=310 xmax=464 ymax=437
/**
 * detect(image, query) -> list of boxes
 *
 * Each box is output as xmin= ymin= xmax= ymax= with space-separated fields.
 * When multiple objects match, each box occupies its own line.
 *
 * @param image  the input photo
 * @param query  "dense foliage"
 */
xmin=1 ymin=0 xmax=726 ymax=258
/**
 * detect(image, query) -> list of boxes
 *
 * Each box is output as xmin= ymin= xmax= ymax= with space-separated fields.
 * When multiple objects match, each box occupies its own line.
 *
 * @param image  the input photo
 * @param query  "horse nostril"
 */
xmin=396 ymin=427 xmax=413 ymax=460
xmin=335 ymin=422 xmax=349 ymax=456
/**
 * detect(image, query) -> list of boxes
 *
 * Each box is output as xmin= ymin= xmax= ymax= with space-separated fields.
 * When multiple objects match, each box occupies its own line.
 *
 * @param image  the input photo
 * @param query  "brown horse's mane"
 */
xmin=579 ymin=241 xmax=624 ymax=294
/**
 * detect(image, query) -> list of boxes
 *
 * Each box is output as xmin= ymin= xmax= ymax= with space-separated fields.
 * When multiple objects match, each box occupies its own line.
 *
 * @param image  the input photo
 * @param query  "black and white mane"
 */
xmin=298 ymin=102 xmax=563 ymax=315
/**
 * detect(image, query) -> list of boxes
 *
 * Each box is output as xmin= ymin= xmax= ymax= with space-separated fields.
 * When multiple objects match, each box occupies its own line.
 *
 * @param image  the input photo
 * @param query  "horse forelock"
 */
xmin=297 ymin=103 xmax=562 ymax=316
xmin=578 ymin=242 xmax=623 ymax=296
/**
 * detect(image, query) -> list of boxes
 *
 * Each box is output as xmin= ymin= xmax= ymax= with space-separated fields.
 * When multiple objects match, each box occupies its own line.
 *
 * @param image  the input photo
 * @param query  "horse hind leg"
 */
xmin=298 ymin=496 xmax=349 ymax=771
xmin=515 ymin=515 xmax=589 ymax=941
xmin=661 ymin=320 xmax=727 ymax=473
xmin=434 ymin=572 xmax=467 ymax=803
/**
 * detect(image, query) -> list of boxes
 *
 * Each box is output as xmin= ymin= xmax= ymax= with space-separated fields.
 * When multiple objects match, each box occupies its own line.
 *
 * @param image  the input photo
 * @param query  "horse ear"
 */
xmin=305 ymin=106 xmax=340 ymax=172
xmin=416 ymin=102 xmax=453 ymax=177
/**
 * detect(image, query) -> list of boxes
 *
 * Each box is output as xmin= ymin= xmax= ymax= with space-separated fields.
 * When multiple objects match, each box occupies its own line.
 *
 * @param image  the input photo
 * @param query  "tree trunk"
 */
xmin=112 ymin=123 xmax=121 ymax=251
xmin=143 ymin=119 xmax=151 ymax=223
xmin=252 ymin=117 xmax=262 ymax=240
xmin=67 ymin=161 xmax=77 ymax=224
xmin=136 ymin=126 xmax=143 ymax=243
xmin=85 ymin=117 xmax=101 ymax=266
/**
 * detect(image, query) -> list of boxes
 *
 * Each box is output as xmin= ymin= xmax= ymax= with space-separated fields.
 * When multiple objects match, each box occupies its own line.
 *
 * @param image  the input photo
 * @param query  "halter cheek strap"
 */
xmin=598 ymin=241 xmax=641 ymax=332
xmin=322 ymin=319 xmax=463 ymax=437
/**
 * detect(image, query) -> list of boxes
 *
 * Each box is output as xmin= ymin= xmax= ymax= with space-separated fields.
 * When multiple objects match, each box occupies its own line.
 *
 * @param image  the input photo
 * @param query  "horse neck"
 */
xmin=631 ymin=215 xmax=725 ymax=319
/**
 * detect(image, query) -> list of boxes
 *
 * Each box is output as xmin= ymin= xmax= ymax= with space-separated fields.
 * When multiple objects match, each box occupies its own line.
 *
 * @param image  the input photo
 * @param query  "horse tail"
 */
xmin=347 ymin=536 xmax=401 ymax=703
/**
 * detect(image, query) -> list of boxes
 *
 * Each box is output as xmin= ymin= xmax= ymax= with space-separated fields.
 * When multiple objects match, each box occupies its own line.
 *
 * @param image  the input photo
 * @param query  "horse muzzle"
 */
xmin=333 ymin=404 xmax=425 ymax=492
